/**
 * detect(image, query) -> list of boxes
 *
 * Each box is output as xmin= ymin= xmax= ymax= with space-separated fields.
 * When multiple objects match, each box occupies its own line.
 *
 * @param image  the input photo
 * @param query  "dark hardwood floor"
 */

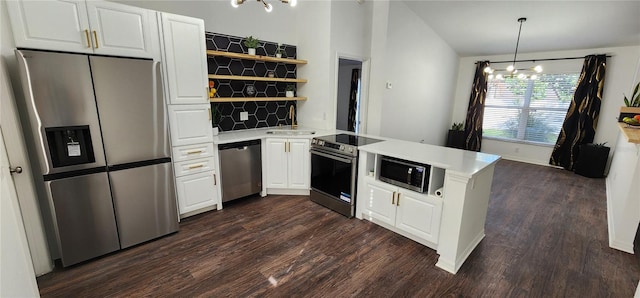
xmin=37 ymin=160 xmax=639 ymax=297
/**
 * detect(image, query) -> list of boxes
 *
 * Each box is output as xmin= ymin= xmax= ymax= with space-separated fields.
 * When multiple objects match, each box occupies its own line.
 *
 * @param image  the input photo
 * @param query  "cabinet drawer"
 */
xmin=172 ymin=143 xmax=214 ymax=162
xmin=174 ymin=157 xmax=215 ymax=177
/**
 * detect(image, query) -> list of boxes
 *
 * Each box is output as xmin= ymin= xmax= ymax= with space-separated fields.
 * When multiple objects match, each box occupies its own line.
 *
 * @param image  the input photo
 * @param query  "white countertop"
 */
xmin=212 ymin=126 xmax=336 ymax=144
xmin=214 ymin=126 xmax=500 ymax=177
xmin=358 ymin=139 xmax=501 ymax=177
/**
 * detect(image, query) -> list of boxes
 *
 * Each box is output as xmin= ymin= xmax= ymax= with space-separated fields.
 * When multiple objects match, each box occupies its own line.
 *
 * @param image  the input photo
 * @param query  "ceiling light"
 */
xmin=231 ymin=0 xmax=296 ymax=12
xmin=485 ymin=17 xmax=545 ymax=80
xmin=263 ymin=1 xmax=272 ymax=12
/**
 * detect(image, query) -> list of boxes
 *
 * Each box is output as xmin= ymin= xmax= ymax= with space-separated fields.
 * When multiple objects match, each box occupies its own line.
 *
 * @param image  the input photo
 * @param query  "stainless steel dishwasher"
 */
xmin=218 ymin=140 xmax=262 ymax=202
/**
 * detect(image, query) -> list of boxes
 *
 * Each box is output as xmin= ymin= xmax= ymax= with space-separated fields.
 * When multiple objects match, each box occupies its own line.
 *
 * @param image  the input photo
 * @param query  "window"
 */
xmin=483 ymin=73 xmax=580 ymax=145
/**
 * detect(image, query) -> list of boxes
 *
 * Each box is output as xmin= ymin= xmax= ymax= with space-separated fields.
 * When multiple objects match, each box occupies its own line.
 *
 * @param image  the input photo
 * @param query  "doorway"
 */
xmin=336 ymin=58 xmax=363 ymax=132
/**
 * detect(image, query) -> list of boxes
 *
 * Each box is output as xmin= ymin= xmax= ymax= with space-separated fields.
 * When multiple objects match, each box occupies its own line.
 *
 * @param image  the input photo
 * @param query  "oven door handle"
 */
xmin=310 ymin=149 xmax=355 ymax=164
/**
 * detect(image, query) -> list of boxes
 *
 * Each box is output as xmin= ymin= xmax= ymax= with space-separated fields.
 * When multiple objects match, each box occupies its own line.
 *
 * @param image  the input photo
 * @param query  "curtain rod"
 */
xmin=476 ymin=55 xmax=613 ymax=64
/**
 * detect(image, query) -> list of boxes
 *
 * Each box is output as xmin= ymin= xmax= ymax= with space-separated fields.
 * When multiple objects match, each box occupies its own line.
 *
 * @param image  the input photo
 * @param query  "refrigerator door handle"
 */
xmin=15 ymin=50 xmax=50 ymax=171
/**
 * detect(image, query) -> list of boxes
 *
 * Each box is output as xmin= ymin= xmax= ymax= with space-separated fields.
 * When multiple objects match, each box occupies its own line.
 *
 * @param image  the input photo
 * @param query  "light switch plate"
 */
xmin=240 ymin=111 xmax=248 ymax=121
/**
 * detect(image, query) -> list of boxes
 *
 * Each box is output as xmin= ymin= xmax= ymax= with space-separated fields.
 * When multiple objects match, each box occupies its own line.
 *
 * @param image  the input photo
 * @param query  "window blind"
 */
xmin=483 ymin=73 xmax=579 ymax=145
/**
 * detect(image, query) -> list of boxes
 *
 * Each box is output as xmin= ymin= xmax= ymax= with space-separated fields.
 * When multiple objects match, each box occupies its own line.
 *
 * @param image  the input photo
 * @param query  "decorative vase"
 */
xmin=276 ymin=53 xmax=282 ymax=58
xmin=248 ymin=48 xmax=256 ymax=55
xmin=286 ymin=91 xmax=294 ymax=98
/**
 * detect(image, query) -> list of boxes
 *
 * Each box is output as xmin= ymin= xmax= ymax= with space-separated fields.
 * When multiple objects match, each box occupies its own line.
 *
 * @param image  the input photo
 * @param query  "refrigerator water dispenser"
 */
xmin=45 ymin=126 xmax=95 ymax=168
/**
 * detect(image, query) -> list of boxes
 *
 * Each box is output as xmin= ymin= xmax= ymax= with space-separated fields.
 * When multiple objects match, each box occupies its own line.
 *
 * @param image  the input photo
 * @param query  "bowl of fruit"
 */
xmin=622 ymin=115 xmax=640 ymax=128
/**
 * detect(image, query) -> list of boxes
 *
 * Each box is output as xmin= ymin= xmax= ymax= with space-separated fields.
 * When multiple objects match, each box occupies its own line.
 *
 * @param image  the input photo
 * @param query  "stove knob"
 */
xmin=339 ymin=145 xmax=345 ymax=151
xmin=311 ymin=139 xmax=317 ymax=144
xmin=319 ymin=140 xmax=325 ymax=146
xmin=348 ymin=147 xmax=354 ymax=153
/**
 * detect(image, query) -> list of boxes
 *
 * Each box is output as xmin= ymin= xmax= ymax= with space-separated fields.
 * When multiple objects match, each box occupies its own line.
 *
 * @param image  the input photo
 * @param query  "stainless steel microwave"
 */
xmin=379 ymin=156 xmax=430 ymax=193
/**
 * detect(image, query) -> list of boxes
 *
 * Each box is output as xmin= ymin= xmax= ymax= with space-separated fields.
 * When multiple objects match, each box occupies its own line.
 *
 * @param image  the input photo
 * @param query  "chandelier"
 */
xmin=484 ymin=17 xmax=543 ymax=80
xmin=231 ymin=0 xmax=297 ymax=12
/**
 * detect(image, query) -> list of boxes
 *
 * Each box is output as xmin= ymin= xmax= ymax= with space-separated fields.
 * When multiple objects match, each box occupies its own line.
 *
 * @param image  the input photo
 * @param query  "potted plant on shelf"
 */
xmin=619 ymin=81 xmax=640 ymax=123
xmin=446 ymin=122 xmax=465 ymax=149
xmin=285 ymin=85 xmax=295 ymax=98
xmin=276 ymin=43 xmax=284 ymax=58
xmin=243 ymin=36 xmax=259 ymax=55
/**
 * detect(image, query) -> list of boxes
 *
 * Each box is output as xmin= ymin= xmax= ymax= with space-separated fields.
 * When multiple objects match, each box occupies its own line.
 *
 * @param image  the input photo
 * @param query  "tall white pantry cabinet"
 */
xmin=157 ymin=12 xmax=220 ymax=218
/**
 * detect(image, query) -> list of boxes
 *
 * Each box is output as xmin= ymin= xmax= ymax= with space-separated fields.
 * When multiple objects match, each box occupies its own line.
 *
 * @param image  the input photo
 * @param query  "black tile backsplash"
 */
xmin=206 ymin=32 xmax=299 ymax=132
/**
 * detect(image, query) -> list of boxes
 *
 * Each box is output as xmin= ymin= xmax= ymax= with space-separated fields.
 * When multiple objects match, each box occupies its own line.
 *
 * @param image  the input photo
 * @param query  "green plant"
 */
xmin=243 ymin=36 xmax=260 ymax=49
xmin=451 ymin=122 xmax=464 ymax=131
xmin=286 ymin=85 xmax=295 ymax=92
xmin=624 ymin=81 xmax=640 ymax=107
xmin=592 ymin=142 xmax=608 ymax=147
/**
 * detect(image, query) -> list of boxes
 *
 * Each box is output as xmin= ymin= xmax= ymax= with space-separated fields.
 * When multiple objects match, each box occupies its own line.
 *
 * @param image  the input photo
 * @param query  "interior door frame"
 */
xmin=334 ymin=53 xmax=370 ymax=134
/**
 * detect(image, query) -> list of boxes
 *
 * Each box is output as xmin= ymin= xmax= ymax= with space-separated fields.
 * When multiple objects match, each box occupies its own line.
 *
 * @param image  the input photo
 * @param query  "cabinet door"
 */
xmin=396 ymin=192 xmax=442 ymax=244
xmin=160 ymin=13 xmax=209 ymax=104
xmin=86 ymin=1 xmax=158 ymax=59
xmin=265 ymin=138 xmax=288 ymax=188
xmin=175 ymin=171 xmax=217 ymax=215
xmin=287 ymin=139 xmax=310 ymax=189
xmin=362 ymin=179 xmax=396 ymax=226
xmin=7 ymin=0 xmax=93 ymax=53
xmin=168 ymin=104 xmax=213 ymax=146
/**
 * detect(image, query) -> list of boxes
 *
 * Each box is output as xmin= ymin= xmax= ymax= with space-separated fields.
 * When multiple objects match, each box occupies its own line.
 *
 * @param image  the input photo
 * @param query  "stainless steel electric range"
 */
xmin=309 ymin=133 xmax=383 ymax=217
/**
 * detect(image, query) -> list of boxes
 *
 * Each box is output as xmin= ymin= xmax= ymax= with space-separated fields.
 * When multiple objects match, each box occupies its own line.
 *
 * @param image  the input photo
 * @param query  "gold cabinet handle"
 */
xmin=186 ymin=150 xmax=203 ymax=155
xmin=208 ymin=108 xmax=212 ymax=121
xmin=92 ymin=30 xmax=99 ymax=48
xmin=84 ymin=30 xmax=91 ymax=48
xmin=397 ymin=193 xmax=400 ymax=206
xmin=213 ymin=173 xmax=217 ymax=185
xmin=188 ymin=164 xmax=204 ymax=170
xmin=392 ymin=191 xmax=396 ymax=205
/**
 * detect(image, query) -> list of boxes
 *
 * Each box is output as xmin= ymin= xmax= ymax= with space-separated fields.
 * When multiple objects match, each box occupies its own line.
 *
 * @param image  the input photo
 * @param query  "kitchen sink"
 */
xmin=266 ymin=129 xmax=316 ymax=135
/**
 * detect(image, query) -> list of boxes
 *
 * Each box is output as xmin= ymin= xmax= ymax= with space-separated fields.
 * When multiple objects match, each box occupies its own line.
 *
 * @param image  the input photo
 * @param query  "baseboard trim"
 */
xmin=266 ymin=188 xmax=310 ymax=196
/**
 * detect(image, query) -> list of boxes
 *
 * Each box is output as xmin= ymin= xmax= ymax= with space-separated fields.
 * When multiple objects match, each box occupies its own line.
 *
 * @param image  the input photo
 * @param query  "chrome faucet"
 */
xmin=289 ymin=105 xmax=297 ymax=129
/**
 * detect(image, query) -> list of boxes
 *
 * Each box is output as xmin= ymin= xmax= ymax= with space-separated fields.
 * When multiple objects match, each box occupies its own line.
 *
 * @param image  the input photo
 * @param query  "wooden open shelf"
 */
xmin=206 ymin=50 xmax=307 ymax=65
xmin=208 ymin=74 xmax=307 ymax=83
xmin=210 ymin=97 xmax=307 ymax=103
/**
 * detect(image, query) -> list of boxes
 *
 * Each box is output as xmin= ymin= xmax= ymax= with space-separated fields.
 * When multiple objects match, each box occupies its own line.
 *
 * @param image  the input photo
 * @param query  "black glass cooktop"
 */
xmin=318 ymin=133 xmax=383 ymax=147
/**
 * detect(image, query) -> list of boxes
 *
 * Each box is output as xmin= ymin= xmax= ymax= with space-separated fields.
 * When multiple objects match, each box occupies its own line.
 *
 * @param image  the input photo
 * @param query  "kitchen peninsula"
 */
xmin=211 ymin=126 xmax=500 ymax=274
xmin=356 ymin=139 xmax=500 ymax=274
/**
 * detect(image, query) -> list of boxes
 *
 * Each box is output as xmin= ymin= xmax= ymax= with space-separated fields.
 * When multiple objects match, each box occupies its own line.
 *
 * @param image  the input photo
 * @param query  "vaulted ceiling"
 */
xmin=402 ymin=1 xmax=640 ymax=57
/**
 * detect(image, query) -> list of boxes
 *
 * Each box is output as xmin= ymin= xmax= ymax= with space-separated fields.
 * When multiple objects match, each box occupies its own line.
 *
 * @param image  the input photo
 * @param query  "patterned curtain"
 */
xmin=464 ymin=61 xmax=490 ymax=151
xmin=549 ymin=55 xmax=607 ymax=170
xmin=347 ymin=68 xmax=360 ymax=132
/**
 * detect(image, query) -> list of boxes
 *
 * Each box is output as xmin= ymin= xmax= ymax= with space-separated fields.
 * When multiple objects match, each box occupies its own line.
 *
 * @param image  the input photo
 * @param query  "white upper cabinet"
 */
xmin=7 ymin=0 xmax=158 ymax=59
xmin=159 ymin=13 xmax=209 ymax=104
xmin=85 ymin=1 xmax=158 ymax=58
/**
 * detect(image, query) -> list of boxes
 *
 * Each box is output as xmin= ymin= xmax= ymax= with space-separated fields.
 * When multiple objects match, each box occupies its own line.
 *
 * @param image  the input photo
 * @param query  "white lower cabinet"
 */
xmin=265 ymin=138 xmax=310 ymax=190
xmin=361 ymin=178 xmax=442 ymax=245
xmin=175 ymin=171 xmax=218 ymax=215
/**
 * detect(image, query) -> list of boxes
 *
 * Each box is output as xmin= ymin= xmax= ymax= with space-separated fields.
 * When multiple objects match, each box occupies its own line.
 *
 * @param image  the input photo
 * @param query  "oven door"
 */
xmin=309 ymin=147 xmax=357 ymax=217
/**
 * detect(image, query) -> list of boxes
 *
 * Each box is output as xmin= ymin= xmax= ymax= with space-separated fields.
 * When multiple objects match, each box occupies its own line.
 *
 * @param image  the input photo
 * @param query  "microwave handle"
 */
xmin=407 ymin=168 xmax=412 ymax=184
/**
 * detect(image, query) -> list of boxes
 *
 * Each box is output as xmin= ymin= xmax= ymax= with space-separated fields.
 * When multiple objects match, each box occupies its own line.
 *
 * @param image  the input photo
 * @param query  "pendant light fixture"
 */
xmin=485 ymin=17 xmax=543 ymax=80
xmin=231 ymin=0 xmax=297 ymax=12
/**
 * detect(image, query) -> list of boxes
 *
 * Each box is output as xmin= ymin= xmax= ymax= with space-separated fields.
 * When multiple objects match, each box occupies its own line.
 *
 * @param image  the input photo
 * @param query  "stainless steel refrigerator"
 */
xmin=14 ymin=49 xmax=178 ymax=267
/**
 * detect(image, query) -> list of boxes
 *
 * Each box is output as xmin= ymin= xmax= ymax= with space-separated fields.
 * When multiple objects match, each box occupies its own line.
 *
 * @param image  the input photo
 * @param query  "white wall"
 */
xmin=374 ymin=1 xmax=459 ymax=145
xmin=452 ymin=46 xmax=640 ymax=166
